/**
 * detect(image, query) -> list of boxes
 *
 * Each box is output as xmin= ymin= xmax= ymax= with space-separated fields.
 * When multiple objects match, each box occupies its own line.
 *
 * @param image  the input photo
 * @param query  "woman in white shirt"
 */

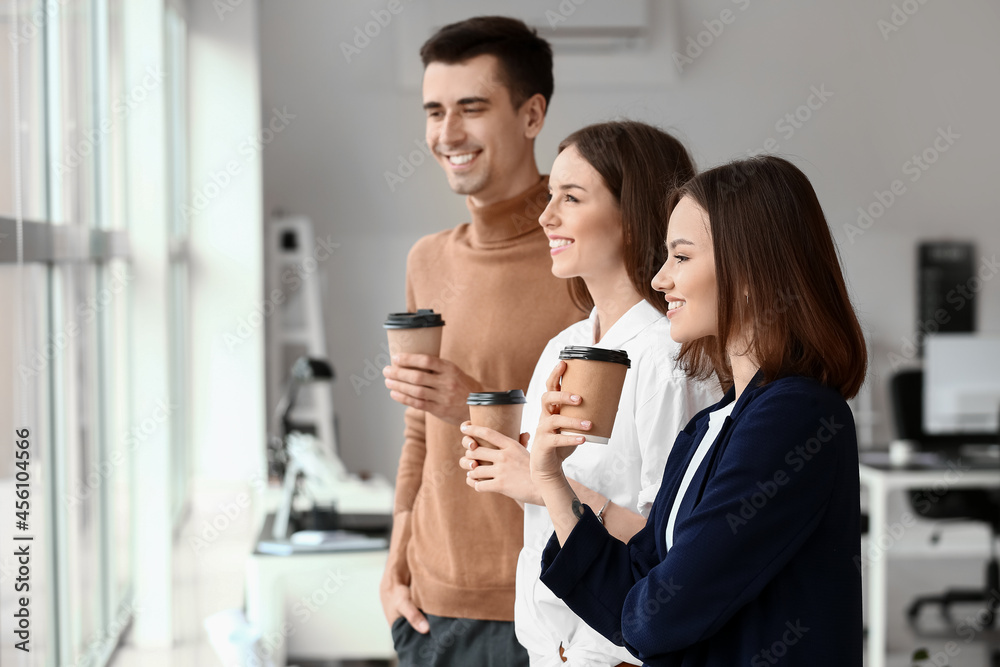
xmin=459 ymin=121 xmax=720 ymax=666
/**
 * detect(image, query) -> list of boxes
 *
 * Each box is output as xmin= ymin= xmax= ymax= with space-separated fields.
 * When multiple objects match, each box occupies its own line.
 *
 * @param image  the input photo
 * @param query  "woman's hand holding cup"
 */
xmin=529 ymin=361 xmax=591 ymax=489
xmin=459 ymin=424 xmax=539 ymax=506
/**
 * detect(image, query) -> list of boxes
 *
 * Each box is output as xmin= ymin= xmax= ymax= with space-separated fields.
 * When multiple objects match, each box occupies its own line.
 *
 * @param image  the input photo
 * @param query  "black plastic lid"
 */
xmin=383 ymin=308 xmax=445 ymax=329
xmin=467 ymin=390 xmax=527 ymax=406
xmin=558 ymin=345 xmax=631 ymax=368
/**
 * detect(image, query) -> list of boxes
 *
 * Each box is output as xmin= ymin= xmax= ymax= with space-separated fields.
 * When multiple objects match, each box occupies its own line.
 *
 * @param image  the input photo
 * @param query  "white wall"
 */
xmin=259 ymin=0 xmax=1000 ymax=480
xmin=189 ymin=1 xmax=265 ymax=482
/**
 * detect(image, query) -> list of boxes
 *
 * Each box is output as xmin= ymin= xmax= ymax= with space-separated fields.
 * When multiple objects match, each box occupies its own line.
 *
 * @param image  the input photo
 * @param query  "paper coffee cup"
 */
xmin=557 ymin=346 xmax=631 ymax=444
xmin=383 ymin=309 xmax=445 ymax=358
xmin=467 ymin=391 xmax=527 ymax=463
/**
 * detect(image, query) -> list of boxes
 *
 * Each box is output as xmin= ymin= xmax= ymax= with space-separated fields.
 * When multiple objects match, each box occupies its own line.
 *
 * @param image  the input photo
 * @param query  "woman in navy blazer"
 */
xmin=527 ymin=156 xmax=868 ymax=666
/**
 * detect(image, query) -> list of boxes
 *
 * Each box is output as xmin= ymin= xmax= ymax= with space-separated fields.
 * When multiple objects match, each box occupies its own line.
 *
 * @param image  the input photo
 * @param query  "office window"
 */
xmin=1 ymin=0 xmax=189 ymax=663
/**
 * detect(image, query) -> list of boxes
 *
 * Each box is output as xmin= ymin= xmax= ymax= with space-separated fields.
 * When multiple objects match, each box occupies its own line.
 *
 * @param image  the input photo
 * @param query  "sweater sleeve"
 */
xmin=384 ymin=253 xmax=428 ymax=585
xmin=540 ymin=384 xmax=852 ymax=662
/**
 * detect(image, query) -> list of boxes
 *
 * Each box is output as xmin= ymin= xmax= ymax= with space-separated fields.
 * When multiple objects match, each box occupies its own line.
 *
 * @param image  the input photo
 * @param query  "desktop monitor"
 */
xmin=924 ymin=334 xmax=1000 ymax=437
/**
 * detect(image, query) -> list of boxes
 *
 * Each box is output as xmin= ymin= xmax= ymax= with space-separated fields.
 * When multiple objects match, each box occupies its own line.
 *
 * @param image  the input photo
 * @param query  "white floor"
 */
xmin=109 ymin=483 xmax=259 ymax=667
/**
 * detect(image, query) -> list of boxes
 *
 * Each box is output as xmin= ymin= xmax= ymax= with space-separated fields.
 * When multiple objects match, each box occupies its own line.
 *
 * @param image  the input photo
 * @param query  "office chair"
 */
xmin=888 ymin=369 xmax=1000 ymax=629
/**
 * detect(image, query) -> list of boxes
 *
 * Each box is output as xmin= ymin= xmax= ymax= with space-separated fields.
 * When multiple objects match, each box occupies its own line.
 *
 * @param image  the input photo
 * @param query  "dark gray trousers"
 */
xmin=391 ymin=613 xmax=529 ymax=667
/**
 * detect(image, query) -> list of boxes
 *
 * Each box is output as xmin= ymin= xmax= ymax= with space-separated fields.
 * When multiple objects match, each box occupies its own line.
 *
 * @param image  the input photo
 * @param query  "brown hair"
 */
xmin=419 ymin=16 xmax=554 ymax=112
xmin=558 ymin=121 xmax=696 ymax=315
xmin=668 ymin=155 xmax=867 ymax=398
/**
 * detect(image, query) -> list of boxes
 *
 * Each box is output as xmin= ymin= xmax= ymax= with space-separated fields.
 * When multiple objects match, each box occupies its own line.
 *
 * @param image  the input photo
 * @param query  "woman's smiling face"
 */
xmin=652 ymin=196 xmax=719 ymax=343
xmin=538 ymin=145 xmax=624 ymax=281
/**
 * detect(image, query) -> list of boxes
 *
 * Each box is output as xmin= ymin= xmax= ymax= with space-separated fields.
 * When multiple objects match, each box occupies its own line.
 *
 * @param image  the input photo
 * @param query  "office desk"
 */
xmin=245 ymin=513 xmax=394 ymax=665
xmin=859 ymin=453 xmax=999 ymax=667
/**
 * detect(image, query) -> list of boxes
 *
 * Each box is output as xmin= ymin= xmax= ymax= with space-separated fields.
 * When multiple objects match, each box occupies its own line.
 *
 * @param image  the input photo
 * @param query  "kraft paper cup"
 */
xmin=467 ymin=390 xmax=527 ymax=464
xmin=384 ymin=309 xmax=445 ymax=358
xmin=557 ymin=346 xmax=631 ymax=444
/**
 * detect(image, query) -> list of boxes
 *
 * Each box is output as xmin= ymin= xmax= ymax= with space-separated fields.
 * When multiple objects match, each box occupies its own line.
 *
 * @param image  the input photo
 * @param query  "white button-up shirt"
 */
xmin=515 ymin=301 xmax=721 ymax=667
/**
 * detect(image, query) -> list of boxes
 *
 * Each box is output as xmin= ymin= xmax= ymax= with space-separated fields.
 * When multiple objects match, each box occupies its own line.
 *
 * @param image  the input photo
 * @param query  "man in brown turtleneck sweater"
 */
xmin=379 ymin=16 xmax=585 ymax=666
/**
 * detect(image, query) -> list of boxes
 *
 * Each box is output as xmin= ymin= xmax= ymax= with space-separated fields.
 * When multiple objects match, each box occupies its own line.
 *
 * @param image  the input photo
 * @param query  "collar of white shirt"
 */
xmin=589 ymin=300 xmax=665 ymax=350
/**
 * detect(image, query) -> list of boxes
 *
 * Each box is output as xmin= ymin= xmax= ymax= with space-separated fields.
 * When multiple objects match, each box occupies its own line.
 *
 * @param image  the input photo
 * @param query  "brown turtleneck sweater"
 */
xmin=385 ymin=176 xmax=585 ymax=621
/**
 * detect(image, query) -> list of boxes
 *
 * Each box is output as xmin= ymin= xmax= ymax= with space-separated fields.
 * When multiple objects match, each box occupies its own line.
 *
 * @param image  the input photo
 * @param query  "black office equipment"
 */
xmin=888 ymin=369 xmax=1000 ymax=629
xmin=917 ymin=242 xmax=976 ymax=356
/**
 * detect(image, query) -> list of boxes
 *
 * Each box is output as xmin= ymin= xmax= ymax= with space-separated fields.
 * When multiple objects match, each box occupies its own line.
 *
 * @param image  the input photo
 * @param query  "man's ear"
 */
xmin=521 ymin=93 xmax=547 ymax=140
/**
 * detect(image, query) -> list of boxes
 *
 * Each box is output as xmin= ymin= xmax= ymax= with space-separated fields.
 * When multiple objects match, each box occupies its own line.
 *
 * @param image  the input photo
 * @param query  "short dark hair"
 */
xmin=558 ymin=121 xmax=696 ymax=315
xmin=668 ymin=156 xmax=868 ymax=399
xmin=420 ymin=16 xmax=554 ymax=112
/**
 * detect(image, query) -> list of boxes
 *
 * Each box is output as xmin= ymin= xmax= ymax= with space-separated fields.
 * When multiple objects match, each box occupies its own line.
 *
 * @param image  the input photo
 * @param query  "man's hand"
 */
xmin=379 ymin=576 xmax=430 ymax=634
xmin=383 ymin=354 xmax=483 ymax=425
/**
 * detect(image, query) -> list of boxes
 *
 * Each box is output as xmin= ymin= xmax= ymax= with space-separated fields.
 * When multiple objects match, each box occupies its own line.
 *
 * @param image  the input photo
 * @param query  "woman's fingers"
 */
xmin=460 ymin=423 xmax=518 ymax=449
xmin=466 ymin=475 xmax=500 ymax=494
xmin=539 ymin=413 xmax=591 ymax=435
xmin=545 ymin=433 xmax=588 ymax=448
xmin=544 ymin=360 xmax=567 ymax=392
xmin=464 ymin=446 xmax=498 ymax=464
xmin=466 ymin=463 xmax=494 ymax=481
xmin=539 ymin=390 xmax=582 ymax=416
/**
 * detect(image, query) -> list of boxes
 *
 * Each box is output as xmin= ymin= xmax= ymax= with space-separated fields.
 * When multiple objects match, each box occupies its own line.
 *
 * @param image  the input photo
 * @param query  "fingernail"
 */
xmin=581 ymin=420 xmax=591 ymax=429
xmin=467 ymin=470 xmax=471 ymax=477
xmin=460 ymin=424 xmax=468 ymax=432
xmin=417 ymin=621 xmax=429 ymax=633
xmin=576 ymin=436 xmax=585 ymax=443
xmin=571 ymin=395 xmax=581 ymax=402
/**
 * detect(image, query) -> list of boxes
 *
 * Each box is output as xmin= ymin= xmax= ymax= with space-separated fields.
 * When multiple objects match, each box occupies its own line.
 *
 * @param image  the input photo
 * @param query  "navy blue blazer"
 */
xmin=540 ymin=372 xmax=862 ymax=666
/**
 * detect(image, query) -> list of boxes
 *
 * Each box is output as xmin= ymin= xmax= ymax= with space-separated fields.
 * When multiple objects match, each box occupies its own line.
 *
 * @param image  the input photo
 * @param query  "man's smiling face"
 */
xmin=422 ymin=54 xmax=536 ymax=203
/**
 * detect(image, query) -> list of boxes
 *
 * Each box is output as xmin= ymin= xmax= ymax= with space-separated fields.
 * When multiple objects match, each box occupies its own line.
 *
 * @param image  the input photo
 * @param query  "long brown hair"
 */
xmin=669 ymin=156 xmax=868 ymax=398
xmin=558 ymin=121 xmax=696 ymax=315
